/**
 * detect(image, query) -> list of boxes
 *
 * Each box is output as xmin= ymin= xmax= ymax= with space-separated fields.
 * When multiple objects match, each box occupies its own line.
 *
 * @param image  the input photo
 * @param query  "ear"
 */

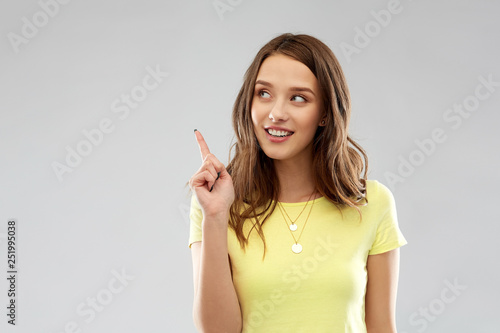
xmin=319 ymin=117 xmax=327 ymax=127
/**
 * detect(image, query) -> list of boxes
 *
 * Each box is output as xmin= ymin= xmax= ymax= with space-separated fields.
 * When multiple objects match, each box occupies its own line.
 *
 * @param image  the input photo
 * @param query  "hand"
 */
xmin=189 ymin=130 xmax=235 ymax=220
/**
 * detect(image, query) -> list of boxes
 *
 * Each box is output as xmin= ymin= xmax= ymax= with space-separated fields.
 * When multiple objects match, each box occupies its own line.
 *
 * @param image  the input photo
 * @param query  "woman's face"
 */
xmin=251 ymin=54 xmax=324 ymax=163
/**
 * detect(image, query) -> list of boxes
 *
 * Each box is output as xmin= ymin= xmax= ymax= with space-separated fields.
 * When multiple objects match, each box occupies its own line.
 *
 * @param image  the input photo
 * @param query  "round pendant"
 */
xmin=292 ymin=243 xmax=302 ymax=254
xmin=289 ymin=224 xmax=297 ymax=231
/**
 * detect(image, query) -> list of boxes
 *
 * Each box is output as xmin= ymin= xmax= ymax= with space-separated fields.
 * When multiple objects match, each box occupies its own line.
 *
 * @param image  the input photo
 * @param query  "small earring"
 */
xmin=320 ymin=120 xmax=326 ymax=125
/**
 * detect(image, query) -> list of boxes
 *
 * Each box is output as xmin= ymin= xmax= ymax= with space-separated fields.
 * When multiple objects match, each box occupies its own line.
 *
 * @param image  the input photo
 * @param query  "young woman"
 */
xmin=188 ymin=33 xmax=407 ymax=333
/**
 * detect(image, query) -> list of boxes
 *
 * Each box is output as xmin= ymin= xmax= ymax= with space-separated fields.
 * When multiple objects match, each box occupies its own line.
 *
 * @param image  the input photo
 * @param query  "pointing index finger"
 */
xmin=194 ymin=129 xmax=211 ymax=161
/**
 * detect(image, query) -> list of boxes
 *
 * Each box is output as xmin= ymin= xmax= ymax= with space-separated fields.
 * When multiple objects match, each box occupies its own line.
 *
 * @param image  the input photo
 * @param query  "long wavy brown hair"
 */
xmin=226 ymin=33 xmax=368 ymax=254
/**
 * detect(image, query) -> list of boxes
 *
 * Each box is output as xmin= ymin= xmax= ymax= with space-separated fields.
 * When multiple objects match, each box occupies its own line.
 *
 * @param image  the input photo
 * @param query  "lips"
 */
xmin=262 ymin=126 xmax=294 ymax=143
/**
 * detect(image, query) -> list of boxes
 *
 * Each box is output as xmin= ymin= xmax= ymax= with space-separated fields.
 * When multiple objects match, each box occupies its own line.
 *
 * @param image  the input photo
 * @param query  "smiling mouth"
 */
xmin=266 ymin=128 xmax=294 ymax=137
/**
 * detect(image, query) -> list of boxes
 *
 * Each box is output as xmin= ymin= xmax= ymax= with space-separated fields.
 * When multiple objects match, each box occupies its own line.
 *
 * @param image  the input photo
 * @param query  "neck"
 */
xmin=273 ymin=153 xmax=318 ymax=203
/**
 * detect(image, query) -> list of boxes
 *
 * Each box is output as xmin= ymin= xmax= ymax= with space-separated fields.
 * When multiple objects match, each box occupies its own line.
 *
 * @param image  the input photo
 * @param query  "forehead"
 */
xmin=256 ymin=54 xmax=318 ymax=89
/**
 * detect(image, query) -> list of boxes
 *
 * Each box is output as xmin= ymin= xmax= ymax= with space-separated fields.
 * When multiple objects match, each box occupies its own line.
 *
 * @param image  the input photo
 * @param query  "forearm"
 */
xmin=193 ymin=215 xmax=242 ymax=333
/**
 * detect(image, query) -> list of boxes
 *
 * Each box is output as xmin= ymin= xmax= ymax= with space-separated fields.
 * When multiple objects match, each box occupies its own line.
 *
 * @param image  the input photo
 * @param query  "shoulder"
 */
xmin=366 ymin=179 xmax=394 ymax=200
xmin=365 ymin=179 xmax=396 ymax=210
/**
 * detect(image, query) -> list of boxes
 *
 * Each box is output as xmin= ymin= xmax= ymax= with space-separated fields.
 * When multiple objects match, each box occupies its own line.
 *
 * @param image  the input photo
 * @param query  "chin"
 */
xmin=260 ymin=148 xmax=289 ymax=161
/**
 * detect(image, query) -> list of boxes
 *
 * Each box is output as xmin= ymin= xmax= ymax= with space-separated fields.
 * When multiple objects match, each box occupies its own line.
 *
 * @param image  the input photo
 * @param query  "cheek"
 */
xmin=251 ymin=100 xmax=265 ymax=125
xmin=251 ymin=108 xmax=258 ymax=128
xmin=300 ymin=110 xmax=322 ymax=132
xmin=250 ymin=108 xmax=261 ymax=139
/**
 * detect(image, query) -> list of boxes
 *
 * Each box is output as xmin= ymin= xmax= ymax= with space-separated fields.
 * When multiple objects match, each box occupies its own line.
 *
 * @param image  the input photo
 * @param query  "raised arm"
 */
xmin=189 ymin=130 xmax=242 ymax=333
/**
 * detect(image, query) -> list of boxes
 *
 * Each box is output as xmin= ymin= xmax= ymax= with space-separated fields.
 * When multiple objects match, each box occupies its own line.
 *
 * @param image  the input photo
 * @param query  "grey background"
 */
xmin=1 ymin=0 xmax=499 ymax=332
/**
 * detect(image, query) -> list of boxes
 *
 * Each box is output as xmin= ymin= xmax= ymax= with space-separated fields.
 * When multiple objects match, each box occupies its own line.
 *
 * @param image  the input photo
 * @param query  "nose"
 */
xmin=268 ymin=100 xmax=288 ymax=122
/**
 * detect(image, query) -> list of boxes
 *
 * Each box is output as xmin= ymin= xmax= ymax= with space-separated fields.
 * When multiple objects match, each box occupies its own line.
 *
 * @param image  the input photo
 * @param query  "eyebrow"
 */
xmin=255 ymin=80 xmax=316 ymax=96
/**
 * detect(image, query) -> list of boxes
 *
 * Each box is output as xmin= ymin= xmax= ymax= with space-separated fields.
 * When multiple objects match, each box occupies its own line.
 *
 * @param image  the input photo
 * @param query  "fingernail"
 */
xmin=194 ymin=129 xmax=198 ymax=133
xmin=216 ymin=172 xmax=220 ymax=180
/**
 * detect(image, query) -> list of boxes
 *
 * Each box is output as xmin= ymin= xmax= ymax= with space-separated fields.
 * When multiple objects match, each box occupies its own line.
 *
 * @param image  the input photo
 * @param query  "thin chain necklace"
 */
xmin=279 ymin=190 xmax=315 ymax=232
xmin=277 ymin=191 xmax=317 ymax=254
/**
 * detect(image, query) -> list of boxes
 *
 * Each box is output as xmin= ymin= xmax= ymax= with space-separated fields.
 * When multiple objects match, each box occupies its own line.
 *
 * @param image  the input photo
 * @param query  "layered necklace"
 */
xmin=277 ymin=190 xmax=317 ymax=254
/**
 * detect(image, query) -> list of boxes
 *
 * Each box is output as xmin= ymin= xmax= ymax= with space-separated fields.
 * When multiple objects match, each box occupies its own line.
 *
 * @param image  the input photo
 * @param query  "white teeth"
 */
xmin=267 ymin=129 xmax=292 ymax=137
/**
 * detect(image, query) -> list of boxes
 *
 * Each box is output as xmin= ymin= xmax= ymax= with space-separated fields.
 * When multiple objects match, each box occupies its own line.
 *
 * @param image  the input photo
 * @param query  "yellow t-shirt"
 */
xmin=188 ymin=179 xmax=407 ymax=332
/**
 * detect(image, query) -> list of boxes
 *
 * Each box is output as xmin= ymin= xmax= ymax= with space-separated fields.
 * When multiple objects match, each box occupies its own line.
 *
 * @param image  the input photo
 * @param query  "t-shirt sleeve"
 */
xmin=368 ymin=181 xmax=408 ymax=255
xmin=188 ymin=194 xmax=203 ymax=248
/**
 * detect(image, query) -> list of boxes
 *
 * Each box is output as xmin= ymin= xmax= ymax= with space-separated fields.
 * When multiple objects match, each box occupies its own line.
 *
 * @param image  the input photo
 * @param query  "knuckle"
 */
xmin=205 ymin=153 xmax=220 ymax=164
xmin=203 ymin=170 xmax=214 ymax=180
xmin=202 ymin=158 xmax=212 ymax=168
